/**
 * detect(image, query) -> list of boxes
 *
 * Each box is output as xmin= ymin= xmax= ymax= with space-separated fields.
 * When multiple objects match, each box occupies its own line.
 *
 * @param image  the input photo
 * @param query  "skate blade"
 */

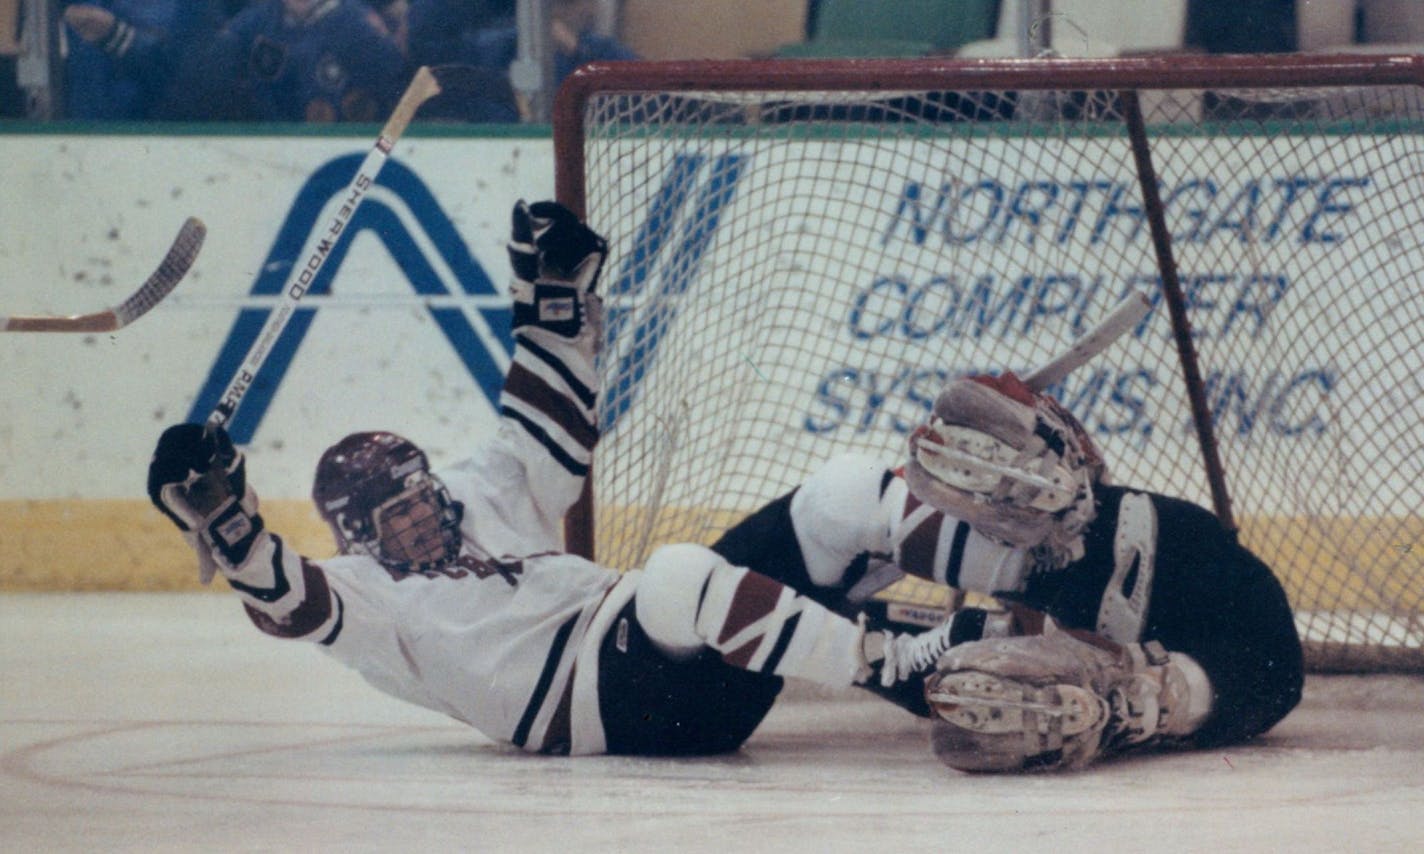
xmin=926 ymin=672 xmax=1106 ymax=737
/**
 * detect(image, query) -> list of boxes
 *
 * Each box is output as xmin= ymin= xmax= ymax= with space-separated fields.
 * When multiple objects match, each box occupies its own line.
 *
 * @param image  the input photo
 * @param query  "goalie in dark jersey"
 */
xmin=716 ymin=369 xmax=1304 ymax=772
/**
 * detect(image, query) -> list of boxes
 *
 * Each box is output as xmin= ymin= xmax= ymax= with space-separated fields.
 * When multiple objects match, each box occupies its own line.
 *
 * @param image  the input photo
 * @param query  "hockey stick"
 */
xmin=1022 ymin=290 xmax=1152 ymax=392
xmin=205 ymin=65 xmax=478 ymax=430
xmin=0 ymin=217 xmax=206 ymax=333
xmin=1121 ymin=89 xmax=1235 ymax=531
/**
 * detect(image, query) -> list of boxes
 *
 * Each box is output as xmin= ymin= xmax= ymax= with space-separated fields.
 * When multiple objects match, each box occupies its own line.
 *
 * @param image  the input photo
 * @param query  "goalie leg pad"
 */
xmin=929 ymin=671 xmax=1109 ymax=772
xmin=924 ymin=628 xmax=1207 ymax=772
xmin=905 ymin=374 xmax=1100 ymax=561
xmin=925 ymin=633 xmax=1117 ymax=772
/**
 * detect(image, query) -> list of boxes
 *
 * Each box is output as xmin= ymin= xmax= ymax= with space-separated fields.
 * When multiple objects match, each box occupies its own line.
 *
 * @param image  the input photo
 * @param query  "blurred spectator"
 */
xmin=542 ymin=0 xmax=638 ymax=77
xmin=61 ymin=1 xmax=221 ymax=119
xmin=1 ymin=58 xmax=17 ymax=118
xmin=1186 ymin=0 xmax=1298 ymax=54
xmin=1 ymin=0 xmax=17 ymax=118
xmin=405 ymin=0 xmax=512 ymax=68
xmin=408 ymin=0 xmax=635 ymax=120
xmin=362 ymin=0 xmax=409 ymax=53
xmin=187 ymin=0 xmax=406 ymax=122
xmin=476 ymin=0 xmax=636 ymax=85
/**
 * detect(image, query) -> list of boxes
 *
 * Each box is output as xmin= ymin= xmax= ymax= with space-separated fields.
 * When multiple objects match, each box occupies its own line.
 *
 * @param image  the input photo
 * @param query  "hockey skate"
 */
xmin=852 ymin=605 xmax=1025 ymax=716
xmin=923 ymin=627 xmax=1203 ymax=772
xmin=853 ymin=614 xmax=967 ymax=715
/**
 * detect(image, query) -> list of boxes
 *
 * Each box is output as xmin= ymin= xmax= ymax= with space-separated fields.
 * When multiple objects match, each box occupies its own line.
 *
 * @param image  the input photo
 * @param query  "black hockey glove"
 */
xmin=508 ymin=200 xmax=607 ymax=339
xmin=148 ymin=423 xmax=264 ymax=581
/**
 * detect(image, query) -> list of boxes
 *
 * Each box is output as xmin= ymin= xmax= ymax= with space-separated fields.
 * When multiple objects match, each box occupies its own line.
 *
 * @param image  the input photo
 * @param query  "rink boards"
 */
xmin=0 ymin=128 xmax=1419 ymax=668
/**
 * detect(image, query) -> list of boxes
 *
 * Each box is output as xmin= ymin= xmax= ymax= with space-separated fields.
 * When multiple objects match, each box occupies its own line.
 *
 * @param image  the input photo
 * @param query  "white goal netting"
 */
xmin=556 ymin=56 xmax=1424 ymax=671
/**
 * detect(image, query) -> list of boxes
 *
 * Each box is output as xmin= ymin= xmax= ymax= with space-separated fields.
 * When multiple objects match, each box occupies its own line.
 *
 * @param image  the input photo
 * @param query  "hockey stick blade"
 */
xmin=1022 ymin=291 xmax=1152 ymax=392
xmin=205 ymin=65 xmax=477 ymax=431
xmin=0 ymin=217 xmax=206 ymax=333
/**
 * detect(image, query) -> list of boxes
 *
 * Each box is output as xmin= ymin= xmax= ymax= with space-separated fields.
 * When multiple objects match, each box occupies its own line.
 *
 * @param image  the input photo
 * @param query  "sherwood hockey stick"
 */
xmin=206 ymin=65 xmax=479 ymax=430
xmin=0 ymin=217 xmax=206 ymax=333
xmin=1022 ymin=290 xmax=1152 ymax=392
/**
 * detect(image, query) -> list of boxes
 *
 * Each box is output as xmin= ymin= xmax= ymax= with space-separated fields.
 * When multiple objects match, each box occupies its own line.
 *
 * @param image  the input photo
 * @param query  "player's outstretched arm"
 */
xmin=149 ymin=424 xmax=343 ymax=644
xmin=489 ymin=200 xmax=607 ymax=523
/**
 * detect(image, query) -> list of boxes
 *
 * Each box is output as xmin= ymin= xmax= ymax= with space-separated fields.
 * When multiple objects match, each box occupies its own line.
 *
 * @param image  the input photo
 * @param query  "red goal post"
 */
xmin=553 ymin=53 xmax=1424 ymax=672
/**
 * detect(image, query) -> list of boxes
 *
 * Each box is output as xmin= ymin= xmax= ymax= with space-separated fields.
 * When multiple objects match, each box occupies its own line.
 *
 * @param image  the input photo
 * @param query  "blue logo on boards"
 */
xmin=186 ymin=155 xmax=515 ymax=444
xmin=601 ymin=152 xmax=745 ymax=433
xmin=190 ymin=151 xmax=751 ymax=444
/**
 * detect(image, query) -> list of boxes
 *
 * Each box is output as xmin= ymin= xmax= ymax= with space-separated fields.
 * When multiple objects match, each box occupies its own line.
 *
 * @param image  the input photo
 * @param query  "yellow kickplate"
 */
xmin=0 ymin=499 xmax=335 ymax=591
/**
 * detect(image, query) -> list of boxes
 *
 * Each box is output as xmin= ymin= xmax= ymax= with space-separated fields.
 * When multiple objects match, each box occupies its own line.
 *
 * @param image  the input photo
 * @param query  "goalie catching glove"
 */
xmin=507 ymin=199 xmax=607 ymax=341
xmin=148 ymin=423 xmax=264 ymax=585
xmin=904 ymin=372 xmax=1104 ymax=564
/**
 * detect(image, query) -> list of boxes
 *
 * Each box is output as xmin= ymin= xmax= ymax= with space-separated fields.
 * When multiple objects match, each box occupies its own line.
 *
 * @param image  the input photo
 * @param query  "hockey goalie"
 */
xmin=714 ymin=369 xmax=1305 ymax=771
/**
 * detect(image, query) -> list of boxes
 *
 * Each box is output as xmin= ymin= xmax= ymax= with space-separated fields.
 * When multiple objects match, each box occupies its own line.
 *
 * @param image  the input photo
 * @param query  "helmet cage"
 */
xmin=314 ymin=431 xmax=463 ymax=573
xmin=363 ymin=471 xmax=462 ymax=570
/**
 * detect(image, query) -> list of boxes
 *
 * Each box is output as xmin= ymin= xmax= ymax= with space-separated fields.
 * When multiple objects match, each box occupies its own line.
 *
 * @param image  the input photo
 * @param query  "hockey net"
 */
xmin=553 ymin=55 xmax=1424 ymax=672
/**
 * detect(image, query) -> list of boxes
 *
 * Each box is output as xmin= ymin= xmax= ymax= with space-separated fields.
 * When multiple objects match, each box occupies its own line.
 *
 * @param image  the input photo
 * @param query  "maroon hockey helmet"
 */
xmin=312 ymin=431 xmax=463 ymax=572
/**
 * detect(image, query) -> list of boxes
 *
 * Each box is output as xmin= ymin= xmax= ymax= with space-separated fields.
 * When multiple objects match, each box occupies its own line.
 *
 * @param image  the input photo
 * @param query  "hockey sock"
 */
xmin=695 ymin=562 xmax=866 ymax=688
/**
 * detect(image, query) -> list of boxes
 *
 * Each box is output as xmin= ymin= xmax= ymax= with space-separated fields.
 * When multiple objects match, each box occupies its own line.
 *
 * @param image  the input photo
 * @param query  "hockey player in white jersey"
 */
xmin=148 ymin=200 xmax=965 ymax=756
xmin=714 ymin=370 xmax=1304 ymax=772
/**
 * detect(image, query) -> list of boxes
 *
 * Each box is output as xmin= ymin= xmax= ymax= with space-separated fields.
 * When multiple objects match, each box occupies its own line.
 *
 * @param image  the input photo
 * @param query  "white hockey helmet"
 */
xmin=312 ymin=431 xmax=463 ymax=572
xmin=904 ymin=373 xmax=1103 ymax=558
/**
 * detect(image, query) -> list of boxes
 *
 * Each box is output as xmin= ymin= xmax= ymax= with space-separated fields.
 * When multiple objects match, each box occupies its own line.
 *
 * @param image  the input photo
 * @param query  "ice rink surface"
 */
xmin=2 ymin=593 xmax=1421 ymax=853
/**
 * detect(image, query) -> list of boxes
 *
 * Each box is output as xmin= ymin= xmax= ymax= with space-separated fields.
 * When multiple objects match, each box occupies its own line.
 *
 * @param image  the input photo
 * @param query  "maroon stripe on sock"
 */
xmin=504 ymin=361 xmax=597 ymax=450
xmin=716 ymin=571 xmax=783 ymax=645
xmin=243 ymin=558 xmax=333 ymax=639
xmin=722 ymin=638 xmax=759 ymax=669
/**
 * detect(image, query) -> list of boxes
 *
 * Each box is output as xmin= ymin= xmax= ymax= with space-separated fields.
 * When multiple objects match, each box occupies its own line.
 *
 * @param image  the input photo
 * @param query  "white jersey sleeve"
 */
xmin=437 ymin=326 xmax=598 ymax=554
xmin=219 ymin=529 xmax=622 ymax=754
xmin=499 ymin=326 xmax=599 ymax=520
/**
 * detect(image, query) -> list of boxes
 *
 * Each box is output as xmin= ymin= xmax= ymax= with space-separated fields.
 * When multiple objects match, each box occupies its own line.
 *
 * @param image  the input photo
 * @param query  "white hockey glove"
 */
xmin=148 ymin=423 xmax=264 ymax=585
xmin=507 ymin=199 xmax=607 ymax=341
